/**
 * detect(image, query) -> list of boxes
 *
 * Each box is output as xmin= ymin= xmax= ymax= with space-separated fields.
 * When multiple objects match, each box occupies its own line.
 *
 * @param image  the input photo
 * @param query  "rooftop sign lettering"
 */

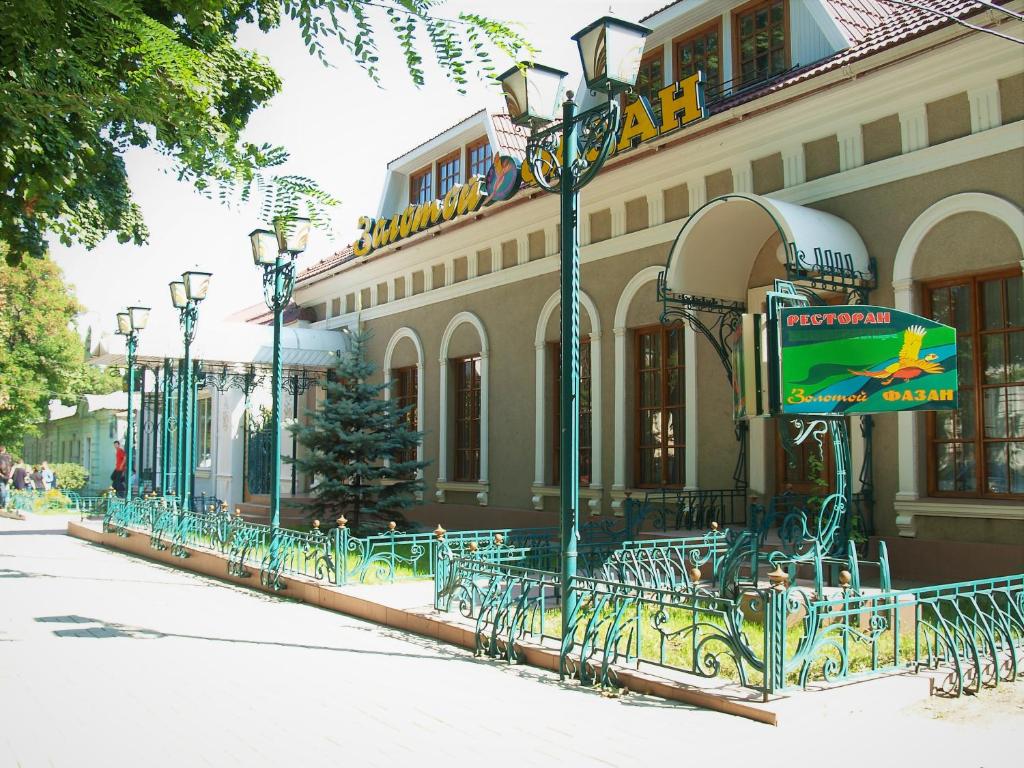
xmin=351 ymin=72 xmax=704 ymax=257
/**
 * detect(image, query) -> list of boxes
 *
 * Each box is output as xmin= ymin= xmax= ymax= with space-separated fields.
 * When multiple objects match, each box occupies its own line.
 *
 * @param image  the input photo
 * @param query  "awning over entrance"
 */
xmin=662 ymin=193 xmax=871 ymax=303
xmin=90 ymin=322 xmax=347 ymax=370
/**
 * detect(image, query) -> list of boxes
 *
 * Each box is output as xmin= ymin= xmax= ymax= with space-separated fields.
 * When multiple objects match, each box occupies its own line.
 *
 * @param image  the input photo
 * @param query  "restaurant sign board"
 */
xmin=778 ymin=306 xmax=958 ymax=415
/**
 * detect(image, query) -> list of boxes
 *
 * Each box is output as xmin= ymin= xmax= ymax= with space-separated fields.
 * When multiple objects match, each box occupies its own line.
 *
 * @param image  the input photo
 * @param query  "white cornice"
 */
xmin=318 ymin=120 xmax=1022 ymax=327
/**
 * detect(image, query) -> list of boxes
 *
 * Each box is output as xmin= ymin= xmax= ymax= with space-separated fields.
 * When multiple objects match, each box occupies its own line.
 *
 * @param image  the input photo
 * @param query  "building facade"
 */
xmin=22 ymin=394 xmax=134 ymax=493
xmin=289 ymin=0 xmax=1023 ymax=578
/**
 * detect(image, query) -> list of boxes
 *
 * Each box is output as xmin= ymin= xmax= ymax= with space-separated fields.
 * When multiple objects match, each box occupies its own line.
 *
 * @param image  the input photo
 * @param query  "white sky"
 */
xmin=52 ymin=1 xmax=667 ymax=342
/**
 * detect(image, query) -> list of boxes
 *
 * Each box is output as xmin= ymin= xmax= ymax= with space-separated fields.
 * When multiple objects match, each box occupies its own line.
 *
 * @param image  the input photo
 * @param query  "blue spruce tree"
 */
xmin=289 ymin=331 xmax=427 ymax=533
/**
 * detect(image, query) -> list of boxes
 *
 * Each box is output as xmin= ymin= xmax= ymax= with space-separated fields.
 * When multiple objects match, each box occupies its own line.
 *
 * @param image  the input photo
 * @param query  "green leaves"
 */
xmin=0 ymin=1 xmax=531 ymax=265
xmin=0 ymin=253 xmax=117 ymax=447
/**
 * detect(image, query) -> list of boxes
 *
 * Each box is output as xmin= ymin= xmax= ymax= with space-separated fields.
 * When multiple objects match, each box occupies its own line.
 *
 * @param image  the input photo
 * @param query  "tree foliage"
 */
xmin=51 ymin=462 xmax=89 ymax=490
xmin=0 ymin=249 xmax=119 ymax=447
xmin=289 ymin=331 xmax=428 ymax=532
xmin=0 ymin=1 xmax=530 ymax=265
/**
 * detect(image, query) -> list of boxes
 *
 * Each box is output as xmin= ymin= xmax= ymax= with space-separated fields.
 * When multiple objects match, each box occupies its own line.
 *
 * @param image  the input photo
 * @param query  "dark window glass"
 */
xmin=467 ymin=140 xmax=493 ymax=178
xmin=675 ymin=25 xmax=721 ymax=88
xmin=736 ymin=0 xmax=787 ymax=87
xmin=410 ymin=167 xmax=433 ymax=204
xmin=627 ymin=50 xmax=664 ymax=123
xmin=453 ymin=356 xmax=481 ymax=481
xmin=551 ymin=338 xmax=593 ymax=485
xmin=437 ymin=152 xmax=461 ymax=197
xmin=635 ymin=326 xmax=685 ymax=487
xmin=926 ymin=272 xmax=1023 ymax=498
xmin=391 ymin=367 xmax=418 ymax=470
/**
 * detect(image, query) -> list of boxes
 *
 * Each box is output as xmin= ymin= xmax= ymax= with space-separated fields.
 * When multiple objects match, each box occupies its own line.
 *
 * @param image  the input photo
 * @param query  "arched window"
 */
xmin=437 ymin=312 xmax=489 ymax=504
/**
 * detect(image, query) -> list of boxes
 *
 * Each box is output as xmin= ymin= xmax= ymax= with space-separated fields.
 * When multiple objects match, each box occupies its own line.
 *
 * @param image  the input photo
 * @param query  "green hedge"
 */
xmin=51 ymin=462 xmax=88 ymax=491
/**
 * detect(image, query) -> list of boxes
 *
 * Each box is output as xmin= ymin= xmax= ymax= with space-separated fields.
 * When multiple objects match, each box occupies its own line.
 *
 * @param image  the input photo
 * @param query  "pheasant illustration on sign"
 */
xmin=849 ymin=325 xmax=944 ymax=385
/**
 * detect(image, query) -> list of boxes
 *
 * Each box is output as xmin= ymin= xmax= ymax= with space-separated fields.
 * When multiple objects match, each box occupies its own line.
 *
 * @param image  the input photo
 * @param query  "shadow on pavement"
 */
xmin=0 ymin=529 xmax=68 ymax=536
xmin=35 ymin=613 xmax=467 ymax=661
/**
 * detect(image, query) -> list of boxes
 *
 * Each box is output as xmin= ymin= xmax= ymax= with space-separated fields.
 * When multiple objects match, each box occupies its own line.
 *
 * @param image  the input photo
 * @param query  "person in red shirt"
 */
xmin=112 ymin=440 xmax=127 ymax=497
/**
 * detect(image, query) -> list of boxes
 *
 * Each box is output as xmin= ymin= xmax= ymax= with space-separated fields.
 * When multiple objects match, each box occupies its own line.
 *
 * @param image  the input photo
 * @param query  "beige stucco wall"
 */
xmin=1000 ymin=73 xmax=1024 ymax=124
xmin=926 ymin=92 xmax=971 ymax=146
xmin=806 ymin=149 xmax=1023 ymax=544
xmin=805 ymin=135 xmax=839 ymax=181
xmin=351 ymin=146 xmax=1023 ymax=538
xmin=863 ymin=115 xmax=902 ymax=164
xmin=664 ymin=183 xmax=688 ymax=222
xmin=752 ymin=153 xmax=784 ymax=195
xmin=914 ymin=212 xmax=1020 ymax=280
xmin=292 ymin=3 xmax=1024 ymax=554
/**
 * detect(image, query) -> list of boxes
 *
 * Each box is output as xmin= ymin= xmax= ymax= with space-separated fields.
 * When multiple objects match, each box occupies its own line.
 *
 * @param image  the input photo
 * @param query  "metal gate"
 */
xmin=246 ymin=424 xmax=274 ymax=496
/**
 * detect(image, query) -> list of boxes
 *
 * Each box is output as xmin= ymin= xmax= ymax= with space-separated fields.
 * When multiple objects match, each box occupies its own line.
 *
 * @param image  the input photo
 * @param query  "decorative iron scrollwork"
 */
xmin=657 ymin=271 xmax=745 ymax=385
xmin=525 ymin=99 xmax=620 ymax=196
xmin=783 ymin=246 xmax=877 ymax=305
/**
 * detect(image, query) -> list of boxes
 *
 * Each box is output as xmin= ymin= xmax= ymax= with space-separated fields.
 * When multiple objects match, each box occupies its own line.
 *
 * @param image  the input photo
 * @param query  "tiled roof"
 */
xmin=490 ymin=113 xmax=529 ymax=159
xmin=825 ymin=0 xmax=894 ymax=42
xmin=639 ymin=0 xmax=687 ymax=23
xmin=297 ymin=244 xmax=356 ymax=282
xmin=708 ymin=0 xmax=986 ymax=111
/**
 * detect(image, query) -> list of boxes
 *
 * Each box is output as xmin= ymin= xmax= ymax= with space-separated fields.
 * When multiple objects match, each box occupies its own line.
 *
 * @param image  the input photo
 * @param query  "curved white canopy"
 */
xmin=90 ymin=322 xmax=347 ymax=370
xmin=662 ymin=193 xmax=871 ymax=303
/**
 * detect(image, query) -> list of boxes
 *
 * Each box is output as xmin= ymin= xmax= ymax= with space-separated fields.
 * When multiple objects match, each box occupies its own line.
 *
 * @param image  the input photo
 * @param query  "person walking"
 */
xmin=40 ymin=462 xmax=55 ymax=491
xmin=11 ymin=460 xmax=30 ymax=491
xmin=30 ymin=465 xmax=44 ymax=491
xmin=0 ymin=445 xmax=12 ymax=509
xmin=112 ymin=440 xmax=127 ymax=497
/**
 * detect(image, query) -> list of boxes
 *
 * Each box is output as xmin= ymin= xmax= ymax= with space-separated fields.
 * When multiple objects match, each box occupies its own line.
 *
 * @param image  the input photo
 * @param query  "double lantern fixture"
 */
xmin=496 ymin=15 xmax=651 ymax=127
xmin=496 ymin=15 xmax=652 ymax=645
xmin=168 ymin=269 xmax=213 ymax=513
xmin=246 ymin=216 xmax=311 ymax=589
xmin=168 ymin=270 xmax=213 ymax=311
xmin=115 ymin=305 xmax=150 ymax=502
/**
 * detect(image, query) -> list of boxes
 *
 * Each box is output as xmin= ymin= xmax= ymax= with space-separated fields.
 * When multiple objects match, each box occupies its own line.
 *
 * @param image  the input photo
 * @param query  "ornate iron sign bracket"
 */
xmin=783 ymin=247 xmax=877 ymax=305
xmin=657 ymin=270 xmax=747 ymax=488
xmin=657 ymin=270 xmax=745 ymax=384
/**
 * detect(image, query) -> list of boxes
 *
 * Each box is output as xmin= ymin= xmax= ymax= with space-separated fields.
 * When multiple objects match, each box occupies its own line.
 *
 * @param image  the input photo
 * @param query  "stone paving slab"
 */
xmin=0 ymin=513 xmax=1020 ymax=768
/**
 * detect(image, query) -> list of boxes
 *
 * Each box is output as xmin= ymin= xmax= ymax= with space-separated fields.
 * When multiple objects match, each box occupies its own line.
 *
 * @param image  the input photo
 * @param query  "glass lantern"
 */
xmin=497 ymin=62 xmax=567 ymax=126
xmin=572 ymin=16 xmax=651 ymax=95
xmin=274 ymin=218 xmax=311 ymax=255
xmin=183 ymin=270 xmax=212 ymax=302
xmin=249 ymin=229 xmax=279 ymax=266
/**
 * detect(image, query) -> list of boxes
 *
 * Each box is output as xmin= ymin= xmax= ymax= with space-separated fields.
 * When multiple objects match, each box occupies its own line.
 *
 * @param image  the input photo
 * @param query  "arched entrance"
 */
xmin=658 ymin=193 xmax=875 ymax=537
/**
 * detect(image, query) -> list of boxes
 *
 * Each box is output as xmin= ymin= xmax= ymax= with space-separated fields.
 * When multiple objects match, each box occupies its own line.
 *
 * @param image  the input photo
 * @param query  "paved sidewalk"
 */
xmin=0 ymin=514 xmax=1019 ymax=768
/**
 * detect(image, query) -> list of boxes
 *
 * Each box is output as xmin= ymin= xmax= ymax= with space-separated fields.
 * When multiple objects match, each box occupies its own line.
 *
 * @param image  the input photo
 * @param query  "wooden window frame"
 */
xmin=622 ymin=45 xmax=664 ymax=113
xmin=732 ymin=0 xmax=789 ymax=87
xmin=923 ymin=267 xmax=1024 ymax=500
xmin=550 ymin=338 xmax=593 ymax=486
xmin=453 ymin=355 xmax=481 ymax=482
xmin=465 ymin=137 xmax=492 ymax=179
xmin=633 ymin=324 xmax=686 ymax=489
xmin=391 ymin=366 xmax=418 ymax=468
xmin=672 ymin=19 xmax=723 ymax=88
xmin=436 ymin=150 xmax=461 ymax=198
xmin=409 ymin=165 xmax=433 ymax=205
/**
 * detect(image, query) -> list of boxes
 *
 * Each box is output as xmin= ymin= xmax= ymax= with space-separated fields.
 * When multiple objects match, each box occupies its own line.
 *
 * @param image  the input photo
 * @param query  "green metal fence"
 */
xmin=102 ymin=499 xmax=560 ymax=588
xmin=7 ymin=489 xmax=109 ymax=517
xmin=99 ymin=499 xmax=1022 ymax=700
xmin=433 ymin=541 xmax=1023 ymax=699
